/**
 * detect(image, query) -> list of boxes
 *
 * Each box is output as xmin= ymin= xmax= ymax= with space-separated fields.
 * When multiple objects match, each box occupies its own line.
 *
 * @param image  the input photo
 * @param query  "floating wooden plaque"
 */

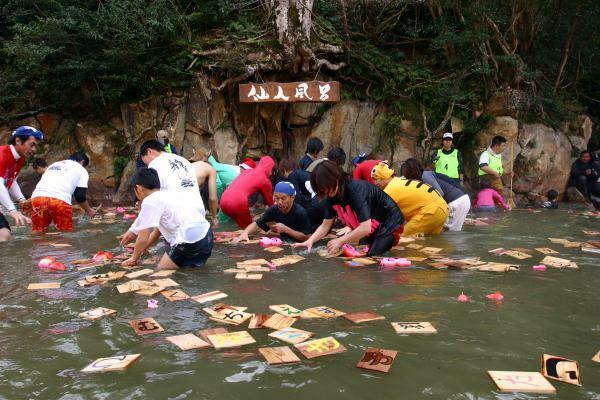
xmin=488 ymin=371 xmax=556 ymax=393
xmin=237 ymin=259 xmax=269 ymax=267
xmin=343 ymin=311 xmax=385 ymax=324
xmin=136 ymin=286 xmax=165 ymax=296
xmin=548 ymin=237 xmax=569 ymax=244
xmin=160 ymin=289 xmax=190 ymax=301
xmin=268 ymin=327 xmax=314 ymax=344
xmin=223 ymin=268 xmax=246 ymax=274
xmin=269 ymin=304 xmax=302 ymax=317
xmin=420 ymin=247 xmax=443 ymax=255
xmin=301 ymin=306 xmax=346 ymax=319
xmin=406 ymin=243 xmax=423 ymax=249
xmin=191 ymin=290 xmax=228 ymax=304
xmin=129 ymin=317 xmax=164 ymax=336
xmin=79 ymin=307 xmax=117 ymax=320
xmin=125 ymin=268 xmax=154 ymax=279
xmin=27 ymin=282 xmax=60 ymax=290
xmin=504 ymin=250 xmax=532 ymax=260
xmin=265 ymin=246 xmax=284 ymax=253
xmin=207 ymin=331 xmax=256 ymax=349
xmin=248 ymin=313 xmax=271 ymax=329
xmin=116 ymin=280 xmax=155 ymax=294
xmin=540 ymin=256 xmax=578 ymax=269
xmin=405 ymin=256 xmax=428 ymax=262
xmin=49 ymin=243 xmax=72 ymax=247
xmin=351 ymin=257 xmax=377 ymax=266
xmin=242 ymin=265 xmax=270 ymax=272
xmin=197 ymin=327 xmax=228 ymax=343
xmin=81 ymin=354 xmax=141 ymax=373
xmin=235 ymin=273 xmax=263 ymax=280
xmin=534 ymin=248 xmax=558 ymax=255
xmin=210 ymin=309 xmax=253 ymax=326
xmin=166 ymin=334 xmax=211 ymax=350
xmin=150 ymin=270 xmax=175 ymax=278
xmin=262 ymin=314 xmax=297 ymax=330
xmin=356 ymin=348 xmax=397 ymax=373
xmin=151 ymin=278 xmax=178 ymax=288
xmin=592 ymin=350 xmax=600 ymax=363
xmin=295 ymin=337 xmax=347 ymax=359
xmin=259 ymin=346 xmax=301 ymax=365
xmin=270 ymin=255 xmax=305 ymax=267
xmin=239 ymin=81 xmax=340 ymax=103
xmin=541 ymin=354 xmax=581 ymax=386
xmin=392 ymin=322 xmax=437 ymax=334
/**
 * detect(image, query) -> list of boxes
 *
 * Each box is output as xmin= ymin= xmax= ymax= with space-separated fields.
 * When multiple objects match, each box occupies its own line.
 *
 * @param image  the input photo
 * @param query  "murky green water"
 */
xmin=0 ymin=208 xmax=599 ymax=399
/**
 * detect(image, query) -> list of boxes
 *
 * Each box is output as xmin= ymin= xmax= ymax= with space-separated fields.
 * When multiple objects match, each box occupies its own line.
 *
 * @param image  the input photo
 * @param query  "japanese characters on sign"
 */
xmin=239 ymin=81 xmax=340 ymax=103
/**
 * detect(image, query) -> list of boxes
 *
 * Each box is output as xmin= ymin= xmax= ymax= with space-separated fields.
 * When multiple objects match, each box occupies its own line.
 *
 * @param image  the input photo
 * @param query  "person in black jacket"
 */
xmin=569 ymin=150 xmax=600 ymax=202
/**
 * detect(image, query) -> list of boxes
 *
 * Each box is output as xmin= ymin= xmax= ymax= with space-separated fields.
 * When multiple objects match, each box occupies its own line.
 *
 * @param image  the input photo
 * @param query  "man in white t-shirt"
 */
xmin=30 ymin=151 xmax=96 ymax=233
xmin=120 ymin=168 xmax=213 ymax=269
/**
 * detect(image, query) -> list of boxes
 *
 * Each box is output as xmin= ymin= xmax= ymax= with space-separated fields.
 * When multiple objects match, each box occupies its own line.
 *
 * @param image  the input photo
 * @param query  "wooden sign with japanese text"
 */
xmin=239 ymin=81 xmax=340 ymax=103
xmin=166 ymin=334 xmax=211 ymax=350
xmin=488 ymin=371 xmax=556 ymax=393
xmin=268 ymin=327 xmax=314 ymax=345
xmin=295 ymin=337 xmax=347 ymax=359
xmin=301 ymin=306 xmax=346 ymax=319
xmin=259 ymin=346 xmax=301 ymax=365
xmin=191 ymin=290 xmax=228 ymax=304
xmin=81 ymin=354 xmax=140 ymax=373
xmin=270 ymin=304 xmax=302 ymax=317
xmin=210 ymin=309 xmax=253 ymax=326
xmin=541 ymin=354 xmax=581 ymax=386
xmin=262 ymin=314 xmax=297 ymax=330
xmin=248 ymin=313 xmax=271 ymax=329
xmin=160 ymin=289 xmax=190 ymax=302
xmin=79 ymin=307 xmax=117 ymax=321
xmin=392 ymin=322 xmax=437 ymax=334
xmin=356 ymin=348 xmax=397 ymax=373
xmin=344 ymin=311 xmax=385 ymax=324
xmin=197 ymin=327 xmax=228 ymax=343
xmin=207 ymin=331 xmax=256 ymax=349
xmin=151 ymin=278 xmax=178 ymax=288
xmin=129 ymin=317 xmax=164 ymax=336
xmin=125 ymin=268 xmax=154 ymax=279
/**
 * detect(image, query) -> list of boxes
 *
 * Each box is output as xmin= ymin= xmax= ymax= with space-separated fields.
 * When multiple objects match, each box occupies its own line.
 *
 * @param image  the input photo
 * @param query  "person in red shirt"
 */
xmin=0 ymin=126 xmax=44 ymax=241
xmin=352 ymin=152 xmax=382 ymax=185
xmin=220 ymin=156 xmax=275 ymax=228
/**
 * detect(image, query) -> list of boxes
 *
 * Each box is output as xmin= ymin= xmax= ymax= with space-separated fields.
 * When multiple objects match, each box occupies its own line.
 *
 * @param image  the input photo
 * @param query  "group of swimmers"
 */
xmin=2 ymin=125 xmax=597 ymax=269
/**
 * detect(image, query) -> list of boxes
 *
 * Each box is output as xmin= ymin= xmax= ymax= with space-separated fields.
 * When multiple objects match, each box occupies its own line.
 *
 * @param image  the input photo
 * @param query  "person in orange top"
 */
xmin=0 ymin=126 xmax=44 ymax=241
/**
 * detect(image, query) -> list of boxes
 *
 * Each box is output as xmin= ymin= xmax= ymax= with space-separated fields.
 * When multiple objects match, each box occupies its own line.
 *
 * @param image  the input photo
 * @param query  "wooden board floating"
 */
xmin=235 ymin=273 xmax=263 ymax=280
xmin=160 ymin=289 xmax=190 ymax=302
xmin=81 ymin=354 xmax=141 ymax=373
xmin=503 ymin=250 xmax=532 ymax=260
xmin=207 ymin=331 xmax=256 ymax=349
xmin=27 ymin=282 xmax=61 ymax=290
xmin=248 ymin=313 xmax=271 ymax=329
xmin=295 ymin=337 xmax=347 ymax=359
xmin=343 ymin=311 xmax=386 ymax=324
xmin=262 ymin=314 xmax=297 ymax=330
xmin=264 ymin=246 xmax=284 ymax=253
xmin=241 ymin=265 xmax=270 ymax=272
xmin=541 ymin=354 xmax=581 ymax=386
xmin=268 ymin=327 xmax=314 ymax=345
xmin=269 ymin=304 xmax=302 ymax=317
xmin=301 ymin=306 xmax=346 ymax=319
xmin=210 ymin=309 xmax=253 ymax=326
xmin=129 ymin=317 xmax=164 ymax=336
xmin=270 ymin=255 xmax=305 ymax=267
xmin=350 ymin=257 xmax=377 ymax=266
xmin=540 ymin=256 xmax=578 ymax=269
xmin=535 ymin=248 xmax=559 ymax=255
xmin=191 ymin=290 xmax=228 ymax=304
xmin=488 ymin=371 xmax=556 ymax=393
xmin=166 ymin=334 xmax=211 ymax=350
xmin=79 ymin=307 xmax=117 ymax=320
xmin=356 ymin=348 xmax=397 ymax=373
xmin=592 ymin=350 xmax=600 ymax=363
xmin=236 ymin=259 xmax=269 ymax=267
xmin=151 ymin=278 xmax=178 ymax=288
xmin=202 ymin=303 xmax=247 ymax=317
xmin=197 ymin=327 xmax=228 ymax=343
xmin=392 ymin=321 xmax=437 ymax=334
xmin=258 ymin=346 xmax=301 ymax=365
xmin=124 ymin=268 xmax=154 ymax=279
xmin=116 ymin=280 xmax=156 ymax=294
xmin=150 ymin=270 xmax=176 ymax=278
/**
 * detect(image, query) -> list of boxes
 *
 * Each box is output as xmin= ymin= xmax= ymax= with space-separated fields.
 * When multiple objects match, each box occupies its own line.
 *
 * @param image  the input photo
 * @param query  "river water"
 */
xmin=0 ymin=208 xmax=599 ymax=399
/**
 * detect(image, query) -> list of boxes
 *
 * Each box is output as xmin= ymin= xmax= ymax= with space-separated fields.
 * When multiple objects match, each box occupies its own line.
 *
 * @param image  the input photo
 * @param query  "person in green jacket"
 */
xmin=478 ymin=135 xmax=510 ymax=192
xmin=432 ymin=132 xmax=464 ymax=184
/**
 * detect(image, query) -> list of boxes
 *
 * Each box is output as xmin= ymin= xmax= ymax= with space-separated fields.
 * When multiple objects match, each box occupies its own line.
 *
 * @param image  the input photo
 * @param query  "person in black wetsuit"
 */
xmin=569 ymin=150 xmax=600 ymax=204
xmin=293 ymin=160 xmax=403 ymax=256
xmin=298 ymin=137 xmax=324 ymax=170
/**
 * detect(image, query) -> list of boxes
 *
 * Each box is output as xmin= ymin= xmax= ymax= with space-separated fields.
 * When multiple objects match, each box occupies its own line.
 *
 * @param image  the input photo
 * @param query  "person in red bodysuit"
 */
xmin=220 ymin=156 xmax=275 ymax=228
xmin=352 ymin=153 xmax=382 ymax=185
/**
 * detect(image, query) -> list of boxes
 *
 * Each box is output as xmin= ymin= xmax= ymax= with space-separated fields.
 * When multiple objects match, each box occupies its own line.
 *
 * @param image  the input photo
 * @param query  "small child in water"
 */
xmin=540 ymin=189 xmax=559 ymax=209
xmin=473 ymin=179 xmax=511 ymax=212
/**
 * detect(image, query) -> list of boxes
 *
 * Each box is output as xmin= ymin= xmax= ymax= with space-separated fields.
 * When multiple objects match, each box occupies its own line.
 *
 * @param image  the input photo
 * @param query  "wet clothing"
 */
xmin=353 ymin=160 xmax=381 ymax=184
xmin=433 ymin=148 xmax=463 ymax=180
xmin=422 ymin=171 xmax=470 ymax=232
xmin=299 ymin=154 xmax=315 ymax=170
xmin=0 ymin=145 xmax=26 ymax=213
xmin=256 ymin=203 xmax=311 ymax=242
xmin=208 ymin=155 xmax=240 ymax=199
xmin=136 ymin=143 xmax=177 ymax=169
xmin=32 ymin=160 xmax=88 ymax=205
xmin=383 ymin=177 xmax=448 ymax=236
xmin=168 ymin=228 xmax=213 ymax=268
xmin=31 ymin=197 xmax=73 ymax=232
xmin=220 ymin=156 xmax=275 ymax=228
xmin=569 ymin=159 xmax=600 ymax=199
xmin=473 ymin=188 xmax=508 ymax=210
xmin=323 ymin=179 xmax=404 ymax=256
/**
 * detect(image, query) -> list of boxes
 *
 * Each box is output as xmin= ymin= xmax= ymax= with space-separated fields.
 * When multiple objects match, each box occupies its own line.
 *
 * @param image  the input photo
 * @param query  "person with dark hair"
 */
xmin=478 ymin=135 xmax=509 ymax=192
xmin=0 ymin=126 xmax=44 ymax=241
xmin=135 ymin=129 xmax=178 ymax=169
xmin=473 ymin=178 xmax=510 ymax=212
xmin=402 ymin=158 xmax=470 ymax=231
xmin=232 ymin=181 xmax=312 ymax=243
xmin=541 ymin=189 xmax=559 ymax=209
xmin=32 ymin=158 xmax=48 ymax=175
xmin=120 ymin=168 xmax=213 ymax=269
xmin=30 ymin=151 xmax=95 ymax=233
xmin=352 ymin=152 xmax=382 ymax=184
xmin=371 ymin=162 xmax=448 ymax=236
xmin=299 ymin=137 xmax=324 ymax=170
xmin=569 ymin=150 xmax=600 ymax=202
xmin=293 ymin=161 xmax=404 ymax=256
xmin=220 ymin=156 xmax=276 ymax=228
xmin=326 ymin=147 xmax=347 ymax=167
xmin=432 ymin=132 xmax=464 ymax=183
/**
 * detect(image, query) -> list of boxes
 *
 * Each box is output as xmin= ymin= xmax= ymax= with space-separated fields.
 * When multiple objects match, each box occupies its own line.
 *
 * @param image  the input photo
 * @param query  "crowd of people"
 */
xmin=1 ymin=125 xmax=599 ymax=268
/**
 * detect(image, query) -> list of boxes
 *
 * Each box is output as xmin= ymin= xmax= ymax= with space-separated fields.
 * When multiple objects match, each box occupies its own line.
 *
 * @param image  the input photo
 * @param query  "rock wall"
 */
xmin=0 ymin=78 xmax=593 ymax=206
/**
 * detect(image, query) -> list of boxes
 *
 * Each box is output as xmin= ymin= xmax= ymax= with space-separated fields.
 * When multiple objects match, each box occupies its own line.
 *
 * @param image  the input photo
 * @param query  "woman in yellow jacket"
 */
xmin=371 ymin=162 xmax=448 ymax=236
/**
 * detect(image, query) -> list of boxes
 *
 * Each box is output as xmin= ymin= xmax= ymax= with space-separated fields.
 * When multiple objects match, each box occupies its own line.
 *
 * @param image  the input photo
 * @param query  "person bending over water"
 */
xmin=473 ymin=179 xmax=511 ymax=212
xmin=293 ymin=161 xmax=403 ymax=256
xmin=232 ymin=181 xmax=312 ymax=243
xmin=120 ymin=168 xmax=213 ymax=269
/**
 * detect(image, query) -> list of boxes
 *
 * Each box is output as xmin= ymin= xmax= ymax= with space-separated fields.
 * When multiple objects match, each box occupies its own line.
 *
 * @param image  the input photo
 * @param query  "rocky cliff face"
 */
xmin=0 ymin=74 xmax=593 ymax=206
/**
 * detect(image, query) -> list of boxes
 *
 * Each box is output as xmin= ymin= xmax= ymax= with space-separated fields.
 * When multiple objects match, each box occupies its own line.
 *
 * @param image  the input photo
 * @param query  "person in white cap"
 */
xmin=432 ymin=132 xmax=464 ymax=184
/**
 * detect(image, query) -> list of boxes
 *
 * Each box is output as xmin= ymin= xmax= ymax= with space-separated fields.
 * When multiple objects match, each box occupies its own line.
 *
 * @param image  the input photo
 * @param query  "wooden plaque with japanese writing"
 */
xmin=81 ymin=354 xmax=141 ymax=373
xmin=151 ymin=278 xmax=178 ymax=288
xmin=488 ymin=371 xmax=556 ymax=393
xmin=125 ymin=268 xmax=154 ymax=279
xmin=262 ymin=314 xmax=297 ymax=330
xmin=210 ymin=309 xmax=253 ymax=326
xmin=197 ymin=327 xmax=228 ymax=343
xmin=392 ymin=321 xmax=437 ymax=334
xmin=191 ymin=290 xmax=228 ymax=304
xmin=160 ymin=289 xmax=190 ymax=302
xmin=301 ymin=306 xmax=346 ymax=319
xmin=541 ymin=354 xmax=582 ymax=386
xmin=27 ymin=282 xmax=61 ymax=290
xmin=356 ymin=348 xmax=397 ymax=373
xmin=343 ymin=311 xmax=385 ymax=324
xmin=248 ymin=313 xmax=271 ymax=329
xmin=79 ymin=307 xmax=117 ymax=320
xmin=259 ymin=346 xmax=301 ymax=365
xmin=269 ymin=304 xmax=302 ymax=317
xmin=235 ymin=273 xmax=263 ymax=280
xmin=166 ymin=334 xmax=211 ymax=350
xmin=207 ymin=331 xmax=256 ymax=349
xmin=129 ymin=317 xmax=164 ymax=336
xmin=294 ymin=337 xmax=347 ymax=359
xmin=239 ymin=81 xmax=340 ymax=103
xmin=268 ymin=327 xmax=314 ymax=344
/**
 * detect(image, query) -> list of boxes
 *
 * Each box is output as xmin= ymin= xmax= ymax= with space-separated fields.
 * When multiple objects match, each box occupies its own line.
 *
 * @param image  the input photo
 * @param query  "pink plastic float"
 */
xmin=380 ymin=258 xmax=412 ymax=267
xmin=38 ymin=257 xmax=67 ymax=271
xmin=533 ymin=264 xmax=547 ymax=271
xmin=147 ymin=299 xmax=159 ymax=309
xmin=116 ymin=206 xmax=126 ymax=213
xmin=259 ymin=237 xmax=283 ymax=247
xmin=486 ymin=291 xmax=504 ymax=301
xmin=342 ymin=244 xmax=362 ymax=257
xmin=122 ymin=213 xmax=137 ymax=220
xmin=457 ymin=292 xmax=469 ymax=302
xmin=38 ymin=257 xmax=55 ymax=268
xmin=92 ymin=251 xmax=114 ymax=263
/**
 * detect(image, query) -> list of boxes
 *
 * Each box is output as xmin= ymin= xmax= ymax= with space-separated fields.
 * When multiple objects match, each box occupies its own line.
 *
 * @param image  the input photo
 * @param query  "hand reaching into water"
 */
xmin=292 ymin=239 xmax=314 ymax=253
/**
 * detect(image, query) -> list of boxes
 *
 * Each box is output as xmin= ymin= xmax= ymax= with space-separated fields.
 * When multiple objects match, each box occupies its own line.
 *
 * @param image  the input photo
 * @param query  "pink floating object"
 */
xmin=123 ymin=213 xmax=137 ymax=220
xmin=380 ymin=258 xmax=397 ymax=267
xmin=92 ymin=251 xmax=114 ymax=263
xmin=486 ymin=291 xmax=504 ymax=301
xmin=259 ymin=237 xmax=283 ymax=247
xmin=38 ymin=257 xmax=55 ymax=269
xmin=342 ymin=244 xmax=362 ymax=257
xmin=395 ymin=258 xmax=411 ymax=267
xmin=268 ymin=262 xmax=277 ymax=271
xmin=457 ymin=292 xmax=469 ymax=302
xmin=147 ymin=299 xmax=159 ymax=309
xmin=47 ymin=261 xmax=67 ymax=271
xmin=116 ymin=206 xmax=126 ymax=213
xmin=533 ymin=264 xmax=547 ymax=271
